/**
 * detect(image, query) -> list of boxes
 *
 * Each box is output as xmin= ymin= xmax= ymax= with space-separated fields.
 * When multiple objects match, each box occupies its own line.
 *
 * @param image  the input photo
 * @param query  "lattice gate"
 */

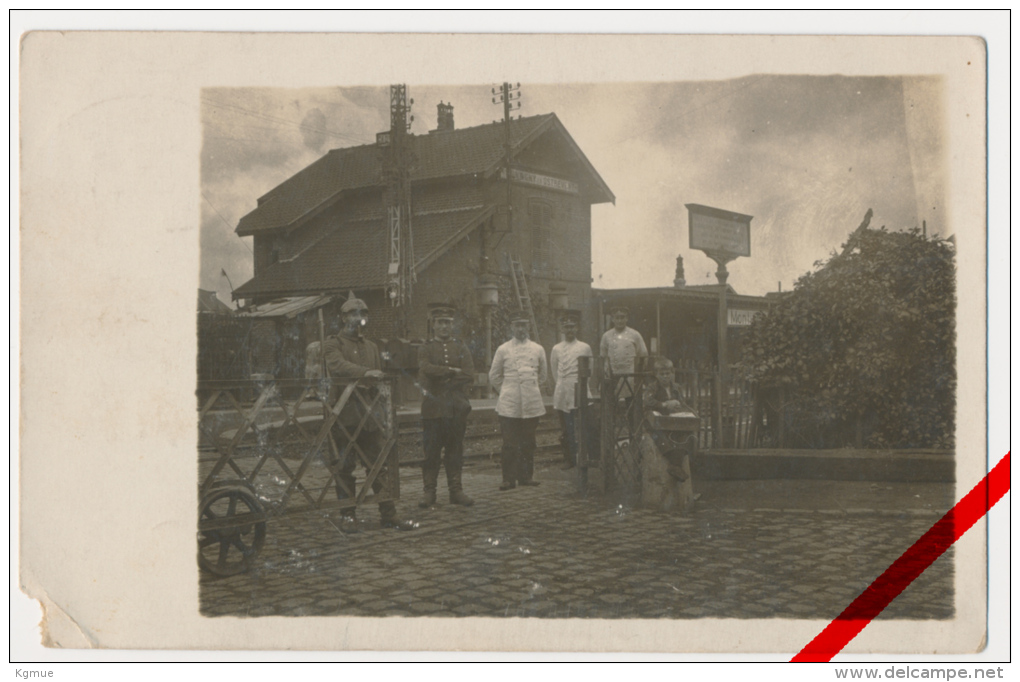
xmin=196 ymin=377 xmax=399 ymax=576
xmin=596 ymin=369 xmax=647 ymax=503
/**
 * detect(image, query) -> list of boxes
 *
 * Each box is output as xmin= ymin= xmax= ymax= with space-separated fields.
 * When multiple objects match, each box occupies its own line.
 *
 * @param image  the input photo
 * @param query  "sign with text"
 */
xmin=727 ymin=308 xmax=761 ymax=327
xmin=503 ymin=168 xmax=579 ymax=195
xmin=687 ymin=203 xmax=752 ymax=259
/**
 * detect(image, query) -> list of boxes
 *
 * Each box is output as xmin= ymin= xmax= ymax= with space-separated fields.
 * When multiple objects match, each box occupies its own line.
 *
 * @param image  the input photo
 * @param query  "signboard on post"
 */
xmin=687 ymin=203 xmax=752 ymax=259
xmin=685 ymin=203 xmax=754 ymax=442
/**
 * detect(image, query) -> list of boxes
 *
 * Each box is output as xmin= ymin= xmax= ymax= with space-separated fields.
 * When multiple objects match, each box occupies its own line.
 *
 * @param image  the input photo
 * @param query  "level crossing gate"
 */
xmin=197 ymin=377 xmax=399 ymax=576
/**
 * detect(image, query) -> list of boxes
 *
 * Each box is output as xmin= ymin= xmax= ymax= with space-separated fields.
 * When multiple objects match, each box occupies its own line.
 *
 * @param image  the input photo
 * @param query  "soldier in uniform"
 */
xmin=417 ymin=303 xmax=476 ymax=508
xmin=322 ymin=291 xmax=417 ymax=532
xmin=489 ymin=311 xmax=548 ymax=490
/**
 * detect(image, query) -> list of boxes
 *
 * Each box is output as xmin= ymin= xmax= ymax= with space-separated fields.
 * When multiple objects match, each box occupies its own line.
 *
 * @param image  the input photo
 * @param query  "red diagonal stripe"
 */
xmin=792 ymin=452 xmax=1010 ymax=662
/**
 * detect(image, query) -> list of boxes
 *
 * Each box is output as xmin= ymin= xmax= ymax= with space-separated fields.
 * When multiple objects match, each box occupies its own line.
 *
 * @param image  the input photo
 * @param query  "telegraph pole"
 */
xmin=386 ymin=84 xmax=414 ymax=335
xmin=492 ymin=82 xmax=521 ymax=235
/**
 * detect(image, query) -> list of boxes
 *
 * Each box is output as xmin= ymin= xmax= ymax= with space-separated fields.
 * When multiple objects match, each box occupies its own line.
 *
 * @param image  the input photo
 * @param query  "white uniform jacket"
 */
xmin=489 ymin=338 xmax=548 ymax=419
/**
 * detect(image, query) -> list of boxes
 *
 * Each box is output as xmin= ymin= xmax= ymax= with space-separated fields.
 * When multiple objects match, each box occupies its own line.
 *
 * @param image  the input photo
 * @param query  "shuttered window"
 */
xmin=529 ymin=199 xmax=553 ymax=274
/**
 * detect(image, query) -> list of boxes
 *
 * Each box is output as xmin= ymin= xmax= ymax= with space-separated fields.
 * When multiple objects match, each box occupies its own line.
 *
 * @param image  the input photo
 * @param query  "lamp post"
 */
xmin=548 ymin=283 xmax=568 ymax=311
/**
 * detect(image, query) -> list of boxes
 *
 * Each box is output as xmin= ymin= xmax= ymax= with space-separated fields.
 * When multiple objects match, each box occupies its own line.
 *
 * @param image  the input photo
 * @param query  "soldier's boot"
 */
xmin=380 ymin=501 xmax=418 ymax=531
xmin=419 ymin=461 xmax=440 ymax=508
xmin=447 ymin=471 xmax=474 ymax=507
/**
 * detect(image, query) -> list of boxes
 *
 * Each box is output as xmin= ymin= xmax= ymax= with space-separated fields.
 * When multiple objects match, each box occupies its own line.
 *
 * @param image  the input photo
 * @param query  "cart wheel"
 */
xmin=198 ymin=482 xmax=267 ymax=576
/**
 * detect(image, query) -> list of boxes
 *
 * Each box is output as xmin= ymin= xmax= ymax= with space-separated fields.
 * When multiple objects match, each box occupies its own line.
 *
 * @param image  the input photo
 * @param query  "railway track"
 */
xmin=199 ymin=409 xmax=569 ymax=467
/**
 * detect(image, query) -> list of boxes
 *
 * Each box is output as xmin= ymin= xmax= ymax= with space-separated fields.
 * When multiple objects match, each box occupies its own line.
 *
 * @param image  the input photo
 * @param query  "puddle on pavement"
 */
xmin=608 ymin=503 xmax=630 ymax=520
xmin=483 ymin=534 xmax=535 ymax=556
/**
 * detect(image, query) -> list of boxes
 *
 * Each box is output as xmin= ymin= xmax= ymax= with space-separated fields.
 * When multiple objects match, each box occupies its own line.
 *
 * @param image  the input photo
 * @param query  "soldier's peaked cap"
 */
xmin=559 ymin=309 xmax=581 ymax=323
xmin=509 ymin=309 xmax=531 ymax=323
xmin=340 ymin=290 xmax=369 ymax=314
xmin=608 ymin=303 xmax=629 ymax=314
xmin=428 ymin=302 xmax=457 ymax=319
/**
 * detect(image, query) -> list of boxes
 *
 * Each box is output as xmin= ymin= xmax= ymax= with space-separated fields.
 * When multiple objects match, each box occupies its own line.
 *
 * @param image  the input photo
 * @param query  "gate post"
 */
xmin=599 ymin=359 xmax=614 ymax=495
xmin=576 ymin=355 xmax=591 ymax=496
xmin=712 ymin=371 xmax=722 ymax=449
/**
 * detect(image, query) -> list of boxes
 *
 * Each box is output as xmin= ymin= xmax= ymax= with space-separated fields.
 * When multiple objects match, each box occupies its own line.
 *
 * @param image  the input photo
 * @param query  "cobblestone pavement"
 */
xmin=200 ymin=463 xmax=954 ymax=620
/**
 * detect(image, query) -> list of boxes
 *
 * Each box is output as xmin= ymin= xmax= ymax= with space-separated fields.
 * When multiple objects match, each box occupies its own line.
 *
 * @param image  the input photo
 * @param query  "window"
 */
xmin=528 ymin=199 xmax=553 ymax=273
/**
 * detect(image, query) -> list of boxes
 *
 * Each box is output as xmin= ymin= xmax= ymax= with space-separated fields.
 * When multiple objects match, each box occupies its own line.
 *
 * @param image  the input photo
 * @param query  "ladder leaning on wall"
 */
xmin=508 ymin=254 xmax=541 ymax=342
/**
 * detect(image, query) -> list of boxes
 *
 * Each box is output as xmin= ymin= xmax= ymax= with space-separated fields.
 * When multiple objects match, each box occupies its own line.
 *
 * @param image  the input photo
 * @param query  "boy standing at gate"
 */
xmin=642 ymin=356 xmax=697 ymax=508
xmin=417 ymin=303 xmax=475 ymax=508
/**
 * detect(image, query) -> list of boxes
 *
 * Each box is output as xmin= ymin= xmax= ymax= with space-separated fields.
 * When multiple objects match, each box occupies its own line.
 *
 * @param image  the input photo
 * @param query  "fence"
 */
xmin=197 ymin=376 xmax=399 ymax=575
xmin=573 ymin=357 xmax=773 ymax=501
xmin=672 ymin=365 xmax=759 ymax=450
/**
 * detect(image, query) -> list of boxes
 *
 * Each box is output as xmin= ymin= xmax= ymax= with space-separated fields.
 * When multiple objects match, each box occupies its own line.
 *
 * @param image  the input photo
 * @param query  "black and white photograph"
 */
xmin=197 ymin=76 xmax=960 ymax=623
xmin=16 ymin=22 xmax=1001 ymax=661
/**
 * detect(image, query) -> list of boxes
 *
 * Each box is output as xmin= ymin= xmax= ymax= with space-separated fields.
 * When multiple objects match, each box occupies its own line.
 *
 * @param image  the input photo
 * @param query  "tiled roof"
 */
xmin=235 ymin=218 xmax=387 ymax=297
xmin=234 ymin=204 xmax=491 ymax=299
xmin=236 ymin=113 xmax=612 ymax=235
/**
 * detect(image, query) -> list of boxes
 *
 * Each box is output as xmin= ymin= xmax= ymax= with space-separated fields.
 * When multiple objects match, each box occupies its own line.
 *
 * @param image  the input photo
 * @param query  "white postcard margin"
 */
xmin=17 ymin=31 xmax=988 ymax=654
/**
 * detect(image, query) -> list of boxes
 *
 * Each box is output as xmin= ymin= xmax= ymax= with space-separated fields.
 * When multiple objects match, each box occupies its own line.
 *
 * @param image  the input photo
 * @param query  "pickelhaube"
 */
xmin=340 ymin=290 xmax=368 ymax=314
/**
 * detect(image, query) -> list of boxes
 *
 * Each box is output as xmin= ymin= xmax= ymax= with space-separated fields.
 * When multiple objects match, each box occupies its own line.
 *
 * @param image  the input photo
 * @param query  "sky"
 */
xmin=200 ymin=76 xmax=946 ymax=305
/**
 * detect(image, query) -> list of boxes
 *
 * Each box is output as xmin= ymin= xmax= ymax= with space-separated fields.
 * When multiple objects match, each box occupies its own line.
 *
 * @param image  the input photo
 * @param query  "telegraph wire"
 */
xmin=202 ymin=192 xmax=254 ymax=256
xmin=201 ymin=96 xmax=372 ymax=146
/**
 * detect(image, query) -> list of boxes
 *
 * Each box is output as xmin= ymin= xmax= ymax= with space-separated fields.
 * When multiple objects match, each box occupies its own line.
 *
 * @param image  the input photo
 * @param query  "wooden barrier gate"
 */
xmin=197 ymin=377 xmax=399 ymax=576
xmin=575 ymin=357 xmax=649 ymax=503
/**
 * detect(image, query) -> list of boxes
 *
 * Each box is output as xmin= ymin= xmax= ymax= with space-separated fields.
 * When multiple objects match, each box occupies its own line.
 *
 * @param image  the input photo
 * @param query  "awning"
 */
xmin=237 ymin=294 xmax=334 ymax=319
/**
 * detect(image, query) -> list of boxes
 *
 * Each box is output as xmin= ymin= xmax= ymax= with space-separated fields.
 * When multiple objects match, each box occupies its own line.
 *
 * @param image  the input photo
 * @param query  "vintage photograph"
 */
xmin=197 ymin=77 xmax=957 ymax=621
xmin=19 ymin=27 xmax=995 ymax=657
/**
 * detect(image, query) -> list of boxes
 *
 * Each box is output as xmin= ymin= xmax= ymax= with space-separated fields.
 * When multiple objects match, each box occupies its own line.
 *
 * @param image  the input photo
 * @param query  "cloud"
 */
xmin=199 ymin=78 xmax=946 ymax=300
xmin=299 ymin=108 xmax=327 ymax=152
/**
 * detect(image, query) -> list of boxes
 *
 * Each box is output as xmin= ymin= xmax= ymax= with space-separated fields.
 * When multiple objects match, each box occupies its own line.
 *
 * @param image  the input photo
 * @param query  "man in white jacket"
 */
xmin=489 ymin=311 xmax=548 ymax=490
xmin=550 ymin=309 xmax=592 ymax=470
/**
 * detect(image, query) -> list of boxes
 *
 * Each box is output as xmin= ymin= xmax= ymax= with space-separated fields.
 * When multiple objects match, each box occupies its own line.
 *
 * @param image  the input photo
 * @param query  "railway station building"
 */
xmin=230 ymin=103 xmax=614 ymax=390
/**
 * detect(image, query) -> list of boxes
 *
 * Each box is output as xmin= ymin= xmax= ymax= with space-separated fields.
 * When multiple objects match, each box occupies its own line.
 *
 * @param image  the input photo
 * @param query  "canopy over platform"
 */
xmin=237 ymin=294 xmax=334 ymax=319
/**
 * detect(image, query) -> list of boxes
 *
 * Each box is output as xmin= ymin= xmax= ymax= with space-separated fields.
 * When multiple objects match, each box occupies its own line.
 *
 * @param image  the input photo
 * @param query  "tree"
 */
xmin=738 ymin=221 xmax=955 ymax=449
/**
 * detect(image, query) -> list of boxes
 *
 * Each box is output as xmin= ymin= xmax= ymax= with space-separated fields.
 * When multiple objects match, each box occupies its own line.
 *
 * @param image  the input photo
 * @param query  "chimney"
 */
xmin=436 ymin=101 xmax=454 ymax=132
xmin=673 ymin=254 xmax=686 ymax=288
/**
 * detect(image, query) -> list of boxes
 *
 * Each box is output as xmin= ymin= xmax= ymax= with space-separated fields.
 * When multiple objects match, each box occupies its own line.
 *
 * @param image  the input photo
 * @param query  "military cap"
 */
xmin=608 ymin=303 xmax=630 ymax=315
xmin=340 ymin=290 xmax=369 ymax=314
xmin=559 ymin=309 xmax=581 ymax=324
xmin=428 ymin=302 xmax=457 ymax=320
xmin=509 ymin=309 xmax=531 ymax=323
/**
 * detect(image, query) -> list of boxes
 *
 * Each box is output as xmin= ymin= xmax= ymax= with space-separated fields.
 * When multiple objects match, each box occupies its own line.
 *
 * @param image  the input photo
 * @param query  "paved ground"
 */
xmin=199 ymin=459 xmax=955 ymax=621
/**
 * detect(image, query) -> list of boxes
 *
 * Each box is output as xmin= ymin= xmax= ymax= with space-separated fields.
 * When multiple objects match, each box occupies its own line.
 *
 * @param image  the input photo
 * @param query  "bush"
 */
xmin=738 ymin=224 xmax=955 ymax=449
